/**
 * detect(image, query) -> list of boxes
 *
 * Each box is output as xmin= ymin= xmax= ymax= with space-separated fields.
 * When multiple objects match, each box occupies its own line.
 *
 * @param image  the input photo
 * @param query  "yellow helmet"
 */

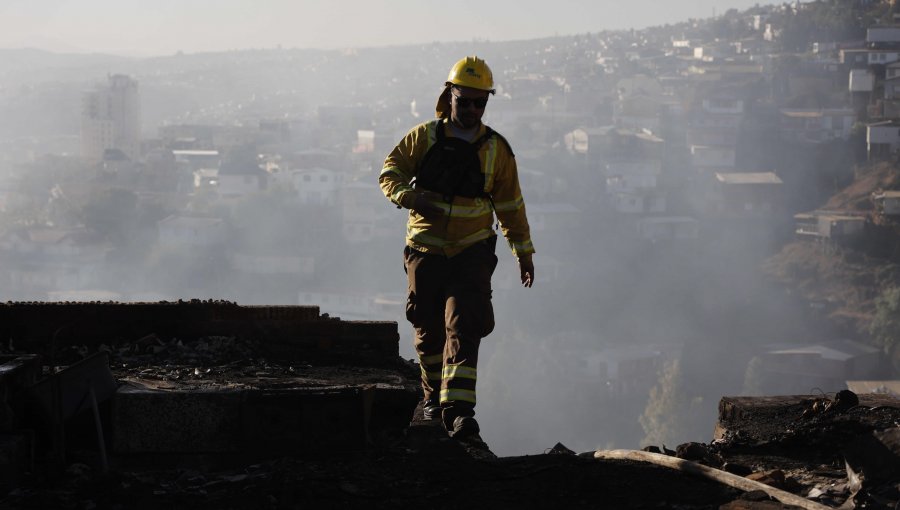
xmin=436 ymin=56 xmax=495 ymax=118
xmin=446 ymin=56 xmax=495 ymax=92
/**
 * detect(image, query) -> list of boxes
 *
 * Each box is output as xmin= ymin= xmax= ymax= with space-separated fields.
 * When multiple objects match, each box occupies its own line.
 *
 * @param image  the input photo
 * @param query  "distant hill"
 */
xmin=0 ymin=47 xmax=132 ymax=72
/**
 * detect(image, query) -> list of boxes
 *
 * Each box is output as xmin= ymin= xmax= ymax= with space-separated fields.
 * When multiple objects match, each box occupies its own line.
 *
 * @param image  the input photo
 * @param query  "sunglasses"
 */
xmin=451 ymin=93 xmax=488 ymax=109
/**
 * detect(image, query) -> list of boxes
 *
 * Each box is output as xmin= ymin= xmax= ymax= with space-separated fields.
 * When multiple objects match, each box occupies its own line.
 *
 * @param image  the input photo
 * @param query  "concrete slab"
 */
xmin=112 ymin=386 xmax=243 ymax=454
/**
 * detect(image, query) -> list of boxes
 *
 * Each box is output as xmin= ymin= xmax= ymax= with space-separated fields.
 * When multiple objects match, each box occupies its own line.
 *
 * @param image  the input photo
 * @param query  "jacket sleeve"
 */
xmin=491 ymin=146 xmax=535 ymax=258
xmin=379 ymin=126 xmax=422 ymax=209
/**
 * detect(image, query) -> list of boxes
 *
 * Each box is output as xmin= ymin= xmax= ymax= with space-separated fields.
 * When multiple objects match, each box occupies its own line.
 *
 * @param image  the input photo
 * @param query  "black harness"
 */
xmin=408 ymin=121 xmax=514 ymax=231
xmin=414 ymin=121 xmax=497 ymax=201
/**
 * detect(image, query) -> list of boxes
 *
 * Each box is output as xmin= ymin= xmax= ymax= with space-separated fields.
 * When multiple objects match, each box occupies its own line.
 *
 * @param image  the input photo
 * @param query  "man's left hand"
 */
xmin=518 ymin=255 xmax=534 ymax=288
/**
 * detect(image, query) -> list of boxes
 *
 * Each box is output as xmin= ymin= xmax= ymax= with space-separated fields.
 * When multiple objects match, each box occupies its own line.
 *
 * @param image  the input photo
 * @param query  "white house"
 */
xmin=867 ymin=120 xmax=900 ymax=158
xmin=867 ymin=26 xmax=900 ymax=46
xmin=193 ymin=168 xmax=219 ymax=189
xmin=868 ymin=49 xmax=900 ymax=66
xmin=292 ymin=167 xmax=342 ymax=206
xmin=849 ymin=69 xmax=875 ymax=93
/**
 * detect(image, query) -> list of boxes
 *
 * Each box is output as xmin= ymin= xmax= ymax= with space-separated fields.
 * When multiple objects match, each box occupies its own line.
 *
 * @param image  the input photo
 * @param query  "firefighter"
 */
xmin=379 ymin=56 xmax=535 ymax=439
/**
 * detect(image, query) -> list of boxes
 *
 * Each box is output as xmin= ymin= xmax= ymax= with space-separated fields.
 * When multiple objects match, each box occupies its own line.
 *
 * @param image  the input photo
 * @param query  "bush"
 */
xmin=870 ymin=287 xmax=900 ymax=354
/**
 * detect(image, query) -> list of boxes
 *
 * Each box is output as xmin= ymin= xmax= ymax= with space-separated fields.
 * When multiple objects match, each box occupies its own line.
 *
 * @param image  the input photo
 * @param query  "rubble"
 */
xmin=0 ymin=302 xmax=898 ymax=508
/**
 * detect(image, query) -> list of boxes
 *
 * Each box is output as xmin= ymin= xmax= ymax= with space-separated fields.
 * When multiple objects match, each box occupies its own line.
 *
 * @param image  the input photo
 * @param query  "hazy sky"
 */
xmin=2 ymin=0 xmax=765 ymax=56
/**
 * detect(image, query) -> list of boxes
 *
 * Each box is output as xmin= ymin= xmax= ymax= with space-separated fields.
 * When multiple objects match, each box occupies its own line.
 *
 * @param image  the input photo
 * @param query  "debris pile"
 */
xmin=0 ymin=302 xmax=897 ymax=508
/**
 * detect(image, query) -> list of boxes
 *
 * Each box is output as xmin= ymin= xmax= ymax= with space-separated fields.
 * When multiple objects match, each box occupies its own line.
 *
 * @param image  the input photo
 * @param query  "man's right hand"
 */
xmin=411 ymin=191 xmax=444 ymax=218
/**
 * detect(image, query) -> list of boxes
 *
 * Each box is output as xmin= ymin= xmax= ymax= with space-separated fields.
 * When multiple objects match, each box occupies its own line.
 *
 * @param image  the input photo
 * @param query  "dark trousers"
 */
xmin=403 ymin=237 xmax=498 ymax=421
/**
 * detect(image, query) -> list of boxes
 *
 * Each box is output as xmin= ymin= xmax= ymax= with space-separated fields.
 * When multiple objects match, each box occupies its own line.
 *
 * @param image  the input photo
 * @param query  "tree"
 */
xmin=639 ymin=358 xmax=706 ymax=447
xmin=870 ymin=287 xmax=900 ymax=355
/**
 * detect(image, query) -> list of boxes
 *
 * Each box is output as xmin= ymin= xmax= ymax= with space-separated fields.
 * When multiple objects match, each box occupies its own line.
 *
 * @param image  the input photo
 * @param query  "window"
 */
xmin=303 ymin=175 xmax=311 ymax=182
xmin=320 ymin=175 xmax=328 ymax=182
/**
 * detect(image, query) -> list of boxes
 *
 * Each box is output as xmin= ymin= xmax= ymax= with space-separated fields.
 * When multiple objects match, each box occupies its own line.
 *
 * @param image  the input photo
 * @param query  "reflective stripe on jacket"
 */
xmin=380 ymin=118 xmax=535 ymax=258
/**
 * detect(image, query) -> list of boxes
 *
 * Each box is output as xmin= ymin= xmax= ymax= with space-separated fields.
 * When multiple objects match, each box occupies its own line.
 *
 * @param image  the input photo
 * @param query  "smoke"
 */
xmin=0 ymin=29 xmax=876 ymax=457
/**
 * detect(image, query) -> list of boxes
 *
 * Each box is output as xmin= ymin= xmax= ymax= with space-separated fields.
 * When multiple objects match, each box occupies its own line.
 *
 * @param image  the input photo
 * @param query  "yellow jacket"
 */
xmin=380 ymin=119 xmax=535 ymax=258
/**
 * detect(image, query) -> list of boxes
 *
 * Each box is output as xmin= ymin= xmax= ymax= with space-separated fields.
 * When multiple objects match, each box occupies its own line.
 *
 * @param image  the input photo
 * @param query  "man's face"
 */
xmin=449 ymin=86 xmax=489 ymax=129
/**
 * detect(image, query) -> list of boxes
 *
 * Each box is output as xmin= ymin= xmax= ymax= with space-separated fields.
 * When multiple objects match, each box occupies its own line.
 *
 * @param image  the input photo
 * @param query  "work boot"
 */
xmin=448 ymin=416 xmax=480 ymax=439
xmin=422 ymin=399 xmax=441 ymax=420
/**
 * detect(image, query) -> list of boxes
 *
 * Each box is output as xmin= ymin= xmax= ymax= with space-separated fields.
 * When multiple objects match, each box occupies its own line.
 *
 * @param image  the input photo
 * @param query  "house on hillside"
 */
xmin=849 ymin=69 xmax=875 ymax=93
xmin=867 ymin=26 xmax=900 ymax=47
xmin=752 ymin=340 xmax=883 ymax=395
xmin=708 ymin=172 xmax=783 ymax=217
xmin=840 ymin=49 xmax=871 ymax=69
xmin=173 ymin=149 xmax=220 ymax=193
xmin=868 ymin=120 xmax=900 ymax=159
xmin=794 ymin=211 xmax=866 ymax=241
xmin=883 ymin=75 xmax=900 ymax=117
xmin=872 ymin=190 xmax=900 ymax=216
xmin=780 ymin=109 xmax=856 ymax=144
xmin=217 ymin=157 xmax=267 ymax=198
xmin=868 ymin=49 xmax=900 ymax=66
xmin=686 ymin=87 xmax=744 ymax=149
xmin=881 ymin=63 xmax=900 ymax=117
xmin=193 ymin=168 xmax=219 ymax=190
xmin=614 ymin=95 xmax=661 ymax=131
xmin=292 ymin=167 xmax=341 ymax=206
xmin=564 ymin=127 xmax=663 ymax=160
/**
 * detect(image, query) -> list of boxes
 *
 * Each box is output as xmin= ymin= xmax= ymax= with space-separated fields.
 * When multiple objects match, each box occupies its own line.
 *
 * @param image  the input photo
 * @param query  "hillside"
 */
xmin=823 ymin=161 xmax=900 ymax=212
xmin=765 ymin=160 xmax=900 ymax=347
